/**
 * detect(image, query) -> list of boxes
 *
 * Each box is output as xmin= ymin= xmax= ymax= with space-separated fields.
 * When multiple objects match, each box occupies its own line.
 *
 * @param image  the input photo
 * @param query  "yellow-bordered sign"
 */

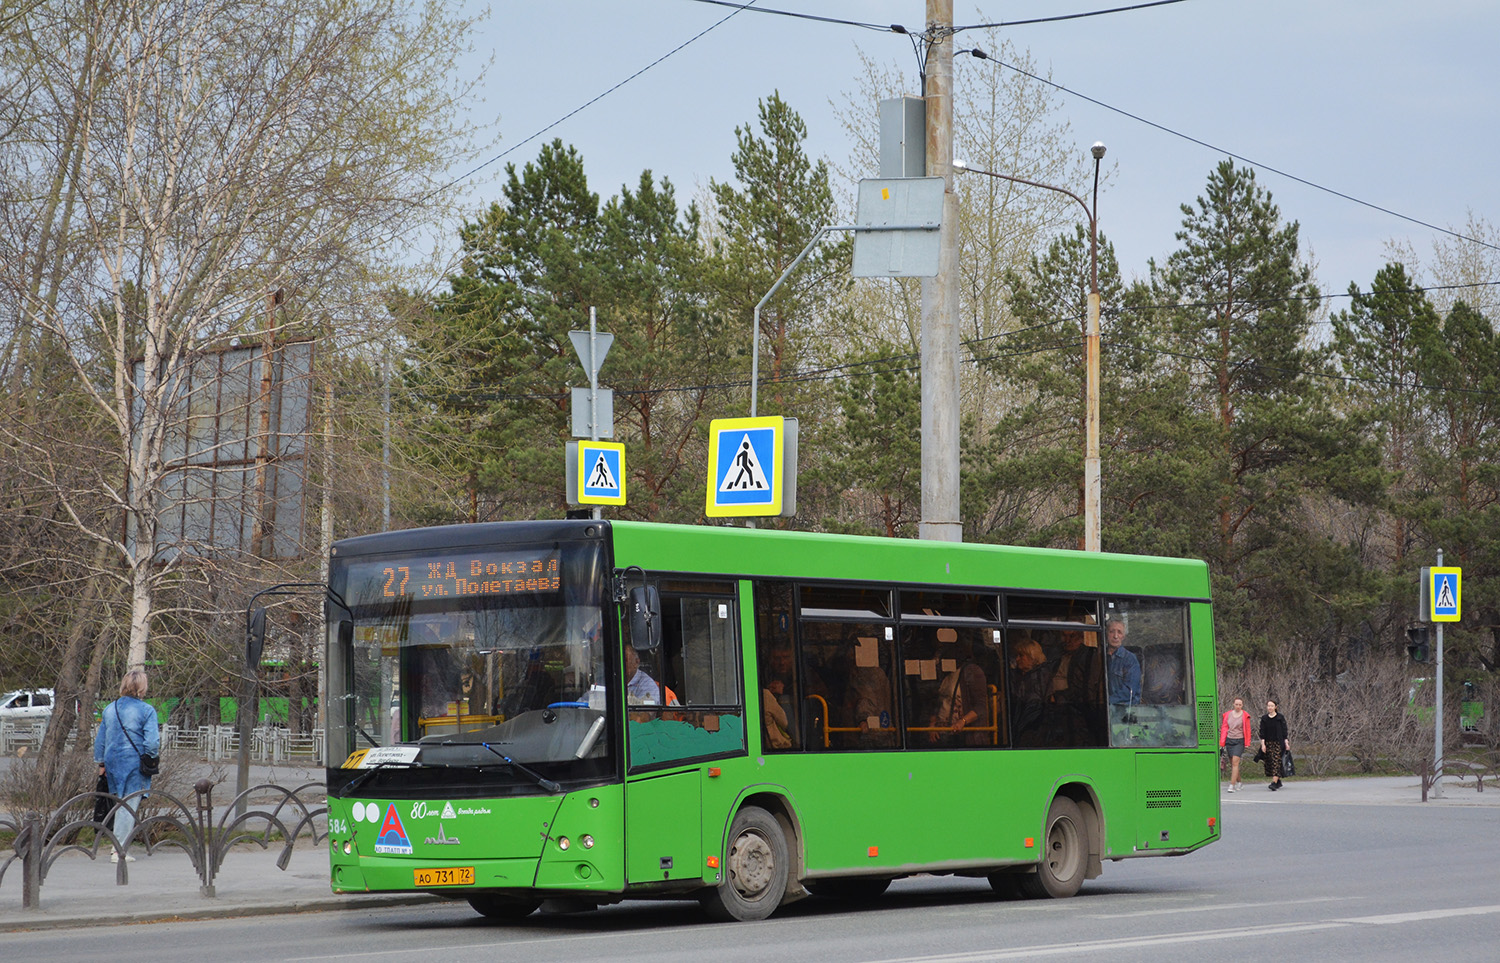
xmin=706 ymin=417 xmax=785 ymax=517
xmin=578 ymin=440 xmax=626 ymax=505
xmin=1430 ymin=567 xmax=1461 ymax=622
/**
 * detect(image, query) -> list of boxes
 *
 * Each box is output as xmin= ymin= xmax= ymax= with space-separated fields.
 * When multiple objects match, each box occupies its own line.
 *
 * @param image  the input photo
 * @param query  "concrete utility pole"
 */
xmin=919 ymin=0 xmax=961 ymax=543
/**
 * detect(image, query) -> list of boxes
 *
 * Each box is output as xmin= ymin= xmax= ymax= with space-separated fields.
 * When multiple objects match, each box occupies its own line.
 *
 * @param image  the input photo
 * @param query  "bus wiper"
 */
xmin=335 ymin=761 xmax=418 ymax=797
xmin=479 ymin=742 xmax=562 ymax=794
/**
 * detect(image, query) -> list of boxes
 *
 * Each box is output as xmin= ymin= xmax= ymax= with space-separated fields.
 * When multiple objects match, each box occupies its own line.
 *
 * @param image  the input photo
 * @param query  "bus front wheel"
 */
xmin=1019 ymin=796 xmax=1087 ymax=899
xmin=702 ymin=806 xmax=788 ymax=921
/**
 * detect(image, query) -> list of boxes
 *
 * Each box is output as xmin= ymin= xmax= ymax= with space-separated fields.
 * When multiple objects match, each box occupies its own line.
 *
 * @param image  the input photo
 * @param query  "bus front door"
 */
xmin=624 ymin=769 xmax=703 ymax=884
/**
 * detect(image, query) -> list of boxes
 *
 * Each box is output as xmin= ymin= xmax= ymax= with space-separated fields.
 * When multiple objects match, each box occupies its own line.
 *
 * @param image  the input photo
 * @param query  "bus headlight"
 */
xmin=581 ymin=835 xmax=595 ymax=849
xmin=557 ymin=836 xmax=570 ymax=851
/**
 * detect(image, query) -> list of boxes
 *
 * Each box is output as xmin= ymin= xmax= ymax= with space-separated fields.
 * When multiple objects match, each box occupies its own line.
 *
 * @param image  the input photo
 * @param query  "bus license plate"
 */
xmin=414 ymin=866 xmax=474 ymax=887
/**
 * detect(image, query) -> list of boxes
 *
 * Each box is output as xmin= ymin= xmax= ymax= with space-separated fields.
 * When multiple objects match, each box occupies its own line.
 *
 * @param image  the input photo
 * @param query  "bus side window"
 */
xmin=902 ymin=626 xmax=1001 ymax=748
xmin=799 ymin=620 xmax=897 ymax=750
xmin=626 ymin=585 xmax=745 ymax=772
xmin=1106 ymin=600 xmax=1195 ymax=748
xmin=754 ymin=580 xmax=799 ymax=751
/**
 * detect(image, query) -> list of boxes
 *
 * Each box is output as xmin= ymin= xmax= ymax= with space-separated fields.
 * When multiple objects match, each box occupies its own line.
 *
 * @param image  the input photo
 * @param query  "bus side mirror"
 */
xmin=628 ymin=585 xmax=661 ymax=651
xmin=337 ymin=619 xmax=353 ymax=649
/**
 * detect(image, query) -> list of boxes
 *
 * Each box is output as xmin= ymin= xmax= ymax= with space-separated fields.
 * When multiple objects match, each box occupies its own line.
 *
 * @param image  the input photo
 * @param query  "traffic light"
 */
xmin=1405 ymin=624 xmax=1430 ymax=663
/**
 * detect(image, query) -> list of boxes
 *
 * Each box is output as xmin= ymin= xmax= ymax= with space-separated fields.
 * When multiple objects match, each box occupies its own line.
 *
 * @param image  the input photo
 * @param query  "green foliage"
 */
xmin=705 ymin=92 xmax=851 ymax=419
xmin=967 ymin=224 xmax=1124 ymax=546
xmin=807 ymin=345 xmax=921 ymax=537
xmin=1102 ymin=162 xmax=1381 ymax=663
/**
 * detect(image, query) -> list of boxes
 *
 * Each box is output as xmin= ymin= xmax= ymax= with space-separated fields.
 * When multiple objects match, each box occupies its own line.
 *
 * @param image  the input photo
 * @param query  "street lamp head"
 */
xmin=1090 ymin=142 xmax=1107 ymax=161
xmin=952 ymin=158 xmax=969 ymax=172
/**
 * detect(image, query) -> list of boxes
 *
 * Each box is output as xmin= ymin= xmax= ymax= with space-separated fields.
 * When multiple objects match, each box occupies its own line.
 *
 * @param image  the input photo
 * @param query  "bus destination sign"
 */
xmin=345 ymin=549 xmax=560 ymax=606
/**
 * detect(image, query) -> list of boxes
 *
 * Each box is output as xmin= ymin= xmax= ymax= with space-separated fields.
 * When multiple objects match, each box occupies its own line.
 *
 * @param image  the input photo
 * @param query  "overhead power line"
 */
xmin=684 ymin=0 xmax=894 ymax=32
xmin=441 ymin=1 xmax=762 ymax=194
xmin=955 ymin=0 xmax=1193 ymax=32
xmin=965 ymin=51 xmax=1500 ymax=258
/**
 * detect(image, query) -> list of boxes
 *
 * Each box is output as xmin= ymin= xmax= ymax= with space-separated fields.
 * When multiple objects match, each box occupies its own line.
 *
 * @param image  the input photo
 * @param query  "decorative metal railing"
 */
xmin=1 ymin=779 xmax=326 ymax=910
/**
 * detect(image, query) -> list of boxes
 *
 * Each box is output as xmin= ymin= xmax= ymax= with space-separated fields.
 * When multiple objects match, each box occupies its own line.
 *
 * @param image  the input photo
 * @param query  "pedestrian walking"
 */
xmin=1258 ymin=698 xmax=1290 ymax=791
xmin=93 ymin=668 xmax=160 ymax=859
xmin=1220 ymin=697 xmax=1253 ymax=791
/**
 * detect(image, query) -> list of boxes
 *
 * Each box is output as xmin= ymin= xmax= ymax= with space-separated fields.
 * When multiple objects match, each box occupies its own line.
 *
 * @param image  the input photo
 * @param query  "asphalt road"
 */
xmin=9 ymin=791 xmax=1500 ymax=962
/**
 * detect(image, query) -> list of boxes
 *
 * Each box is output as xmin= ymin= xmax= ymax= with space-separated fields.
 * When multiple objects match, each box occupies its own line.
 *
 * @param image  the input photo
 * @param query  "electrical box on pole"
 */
xmin=879 ymin=96 xmax=926 ymax=178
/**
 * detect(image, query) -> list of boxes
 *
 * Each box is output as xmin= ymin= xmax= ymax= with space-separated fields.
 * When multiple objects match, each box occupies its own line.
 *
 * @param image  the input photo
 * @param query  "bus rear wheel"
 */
xmin=1019 ymin=796 xmax=1087 ymax=899
xmin=467 ymin=894 xmax=540 ymax=920
xmin=702 ymin=806 xmax=788 ymax=922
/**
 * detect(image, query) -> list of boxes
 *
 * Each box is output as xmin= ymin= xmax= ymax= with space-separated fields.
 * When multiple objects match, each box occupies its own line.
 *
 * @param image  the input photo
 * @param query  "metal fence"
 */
xmin=1 ymin=720 xmax=325 ymax=766
xmin=0 ymin=780 xmax=327 ymax=909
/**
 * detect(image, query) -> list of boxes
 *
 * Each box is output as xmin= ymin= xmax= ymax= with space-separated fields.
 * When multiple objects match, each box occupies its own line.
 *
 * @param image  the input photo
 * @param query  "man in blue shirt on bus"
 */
xmin=1105 ymin=618 xmax=1141 ymax=706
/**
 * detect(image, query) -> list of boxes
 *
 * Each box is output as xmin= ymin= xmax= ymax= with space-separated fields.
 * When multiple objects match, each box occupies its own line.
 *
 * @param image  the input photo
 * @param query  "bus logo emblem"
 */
xmin=374 ymin=804 xmax=413 ymax=854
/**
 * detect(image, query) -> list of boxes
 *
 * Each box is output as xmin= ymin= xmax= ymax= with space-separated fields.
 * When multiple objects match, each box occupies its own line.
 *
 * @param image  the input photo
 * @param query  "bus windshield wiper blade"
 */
xmin=335 ymin=760 xmax=418 ymax=797
xmin=479 ymin=742 xmax=561 ymax=793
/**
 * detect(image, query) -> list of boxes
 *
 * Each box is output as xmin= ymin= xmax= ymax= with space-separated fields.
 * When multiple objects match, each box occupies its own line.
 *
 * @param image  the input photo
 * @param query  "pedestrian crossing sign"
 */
xmin=577 ymin=440 xmax=626 ymax=505
xmin=706 ymin=416 xmax=795 ymax=517
xmin=1430 ymin=567 xmax=1461 ymax=622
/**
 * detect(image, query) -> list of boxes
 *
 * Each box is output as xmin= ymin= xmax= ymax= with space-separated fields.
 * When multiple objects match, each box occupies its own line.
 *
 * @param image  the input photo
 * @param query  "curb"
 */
xmin=2 ymin=892 xmax=442 ymax=933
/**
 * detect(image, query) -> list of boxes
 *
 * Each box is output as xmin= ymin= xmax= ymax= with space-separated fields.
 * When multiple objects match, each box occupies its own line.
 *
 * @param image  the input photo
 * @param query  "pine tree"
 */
xmin=970 ymin=225 xmax=1123 ymax=546
xmin=705 ymin=93 xmax=849 ymax=420
xmin=1122 ymin=161 xmax=1378 ymax=662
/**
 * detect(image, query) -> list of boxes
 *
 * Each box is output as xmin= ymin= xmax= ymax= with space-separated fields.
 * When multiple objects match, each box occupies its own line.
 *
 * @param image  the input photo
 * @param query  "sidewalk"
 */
xmin=4 ymin=775 xmax=1496 ymax=931
xmin=1222 ymin=773 xmax=1500 ymax=807
xmin=1 ymin=840 xmax=438 ymax=932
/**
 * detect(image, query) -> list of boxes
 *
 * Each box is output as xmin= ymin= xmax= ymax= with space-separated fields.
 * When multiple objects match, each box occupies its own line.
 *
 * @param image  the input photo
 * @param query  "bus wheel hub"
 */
xmin=729 ymin=831 xmax=774 ymax=896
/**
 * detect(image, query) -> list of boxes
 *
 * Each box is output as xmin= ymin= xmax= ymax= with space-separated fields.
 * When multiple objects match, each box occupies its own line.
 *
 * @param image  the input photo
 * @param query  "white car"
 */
xmin=0 ymin=688 xmax=55 ymax=723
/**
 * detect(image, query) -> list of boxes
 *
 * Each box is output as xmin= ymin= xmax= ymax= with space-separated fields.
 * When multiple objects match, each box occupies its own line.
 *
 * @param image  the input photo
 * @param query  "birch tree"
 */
xmin=1 ymin=0 xmax=479 ymax=673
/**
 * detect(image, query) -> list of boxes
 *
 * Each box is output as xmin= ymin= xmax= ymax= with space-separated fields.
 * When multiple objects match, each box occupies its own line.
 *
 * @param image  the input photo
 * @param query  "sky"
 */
xmin=453 ymin=0 xmax=1499 ymax=304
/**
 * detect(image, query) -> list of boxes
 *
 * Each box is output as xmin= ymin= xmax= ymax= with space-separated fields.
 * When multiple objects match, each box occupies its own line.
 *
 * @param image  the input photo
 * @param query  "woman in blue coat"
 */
xmin=94 ymin=669 xmax=159 ymax=859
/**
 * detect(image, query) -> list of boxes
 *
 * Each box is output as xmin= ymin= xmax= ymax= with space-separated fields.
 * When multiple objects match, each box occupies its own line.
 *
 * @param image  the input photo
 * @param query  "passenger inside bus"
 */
xmin=1042 ymin=623 xmax=1107 ymax=747
xmin=1008 ymin=634 xmax=1050 ymax=747
xmin=761 ymin=643 xmax=796 ymax=749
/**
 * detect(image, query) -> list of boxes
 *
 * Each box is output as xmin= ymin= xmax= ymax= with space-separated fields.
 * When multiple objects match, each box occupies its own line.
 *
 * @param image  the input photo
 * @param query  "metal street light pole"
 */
xmin=954 ymin=143 xmax=1107 ymax=551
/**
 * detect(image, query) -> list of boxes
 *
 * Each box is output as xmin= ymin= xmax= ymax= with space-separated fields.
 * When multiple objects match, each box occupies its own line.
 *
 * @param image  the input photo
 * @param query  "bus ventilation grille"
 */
xmin=1145 ymin=789 xmax=1183 ymax=809
xmin=1197 ymin=700 xmax=1215 ymax=744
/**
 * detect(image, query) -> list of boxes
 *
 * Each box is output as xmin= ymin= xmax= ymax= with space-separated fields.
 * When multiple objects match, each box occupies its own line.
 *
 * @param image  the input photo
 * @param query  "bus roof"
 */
xmin=612 ymin=521 xmax=1210 ymax=601
xmin=330 ymin=519 xmax=1210 ymax=602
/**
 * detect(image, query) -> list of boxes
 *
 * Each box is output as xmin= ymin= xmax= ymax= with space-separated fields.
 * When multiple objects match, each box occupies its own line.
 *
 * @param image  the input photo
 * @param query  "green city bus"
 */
xmin=323 ymin=519 xmax=1219 ymax=921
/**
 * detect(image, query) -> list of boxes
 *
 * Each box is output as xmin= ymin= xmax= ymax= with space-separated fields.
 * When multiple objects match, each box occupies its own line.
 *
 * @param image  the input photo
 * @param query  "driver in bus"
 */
xmin=624 ymin=645 xmax=680 ymax=710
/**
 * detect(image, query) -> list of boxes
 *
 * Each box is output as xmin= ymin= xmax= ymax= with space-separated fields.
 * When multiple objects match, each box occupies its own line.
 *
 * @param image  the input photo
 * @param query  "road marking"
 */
xmin=284 ymin=902 xmax=1500 ymax=962
xmin=859 ymin=922 xmax=1348 ymax=962
xmin=1088 ymin=895 xmax=1353 ymax=919
xmin=1339 ymin=904 xmax=1500 ymax=926
xmin=860 ymin=905 xmax=1500 ymax=963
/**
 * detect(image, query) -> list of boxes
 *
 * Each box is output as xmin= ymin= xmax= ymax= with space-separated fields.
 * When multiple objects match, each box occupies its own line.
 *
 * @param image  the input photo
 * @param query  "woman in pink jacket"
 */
xmin=1219 ymin=697 xmax=1253 ymax=792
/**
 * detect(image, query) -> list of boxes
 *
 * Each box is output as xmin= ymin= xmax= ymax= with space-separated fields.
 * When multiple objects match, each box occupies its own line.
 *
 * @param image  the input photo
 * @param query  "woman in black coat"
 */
xmin=1259 ymin=699 xmax=1290 ymax=790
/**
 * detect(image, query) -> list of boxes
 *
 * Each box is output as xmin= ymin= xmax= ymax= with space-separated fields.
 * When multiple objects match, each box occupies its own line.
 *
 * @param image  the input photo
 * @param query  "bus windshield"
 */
xmin=326 ymin=536 xmax=614 ymax=793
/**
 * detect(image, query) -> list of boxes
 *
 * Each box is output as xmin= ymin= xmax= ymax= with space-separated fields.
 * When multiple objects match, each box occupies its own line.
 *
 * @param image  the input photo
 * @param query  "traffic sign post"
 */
xmin=567 ymin=308 xmax=620 ymax=515
xmin=1424 ymin=553 xmax=1460 ymax=798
